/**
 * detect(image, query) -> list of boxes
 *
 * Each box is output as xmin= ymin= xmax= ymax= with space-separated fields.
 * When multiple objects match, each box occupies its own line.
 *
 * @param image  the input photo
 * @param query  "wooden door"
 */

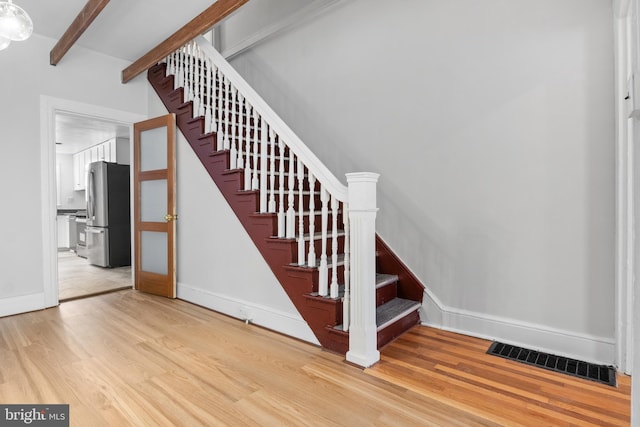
xmin=133 ymin=114 xmax=177 ymax=298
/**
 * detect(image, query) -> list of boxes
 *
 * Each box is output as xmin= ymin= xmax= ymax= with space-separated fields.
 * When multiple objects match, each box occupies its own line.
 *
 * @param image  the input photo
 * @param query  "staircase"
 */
xmin=147 ymin=37 xmax=424 ymax=360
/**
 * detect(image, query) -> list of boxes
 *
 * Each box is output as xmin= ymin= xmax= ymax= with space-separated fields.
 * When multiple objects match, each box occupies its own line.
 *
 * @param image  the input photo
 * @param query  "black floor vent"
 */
xmin=487 ymin=342 xmax=617 ymax=387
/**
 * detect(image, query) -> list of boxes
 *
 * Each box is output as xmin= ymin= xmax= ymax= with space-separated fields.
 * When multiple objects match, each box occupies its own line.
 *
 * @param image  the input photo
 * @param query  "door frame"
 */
xmin=40 ymin=95 xmax=146 ymax=307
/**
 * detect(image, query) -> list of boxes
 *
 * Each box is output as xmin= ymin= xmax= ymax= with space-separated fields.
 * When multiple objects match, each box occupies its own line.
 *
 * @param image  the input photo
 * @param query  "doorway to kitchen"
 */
xmin=55 ymin=112 xmax=133 ymax=301
xmin=41 ymin=96 xmax=147 ymax=306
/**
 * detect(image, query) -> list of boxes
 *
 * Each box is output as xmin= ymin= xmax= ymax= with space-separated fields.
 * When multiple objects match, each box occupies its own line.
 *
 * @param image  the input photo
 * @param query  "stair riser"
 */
xmin=267 ymin=236 xmax=346 ymax=265
xmin=377 ymin=310 xmax=420 ymax=349
xmin=166 ymin=88 xmax=185 ymax=110
xmin=284 ymin=264 xmax=346 ymax=294
xmin=376 ymin=282 xmax=398 ymax=307
xmin=305 ymin=296 xmax=343 ymax=327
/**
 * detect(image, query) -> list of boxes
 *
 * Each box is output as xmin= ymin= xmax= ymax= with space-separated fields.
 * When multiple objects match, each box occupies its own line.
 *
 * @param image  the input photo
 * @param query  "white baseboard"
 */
xmin=420 ymin=290 xmax=615 ymax=366
xmin=0 ymin=293 xmax=45 ymax=318
xmin=177 ymin=282 xmax=320 ymax=346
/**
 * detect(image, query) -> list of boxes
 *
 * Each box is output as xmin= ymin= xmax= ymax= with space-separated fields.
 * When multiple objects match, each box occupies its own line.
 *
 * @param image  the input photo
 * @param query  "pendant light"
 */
xmin=0 ymin=0 xmax=33 ymax=42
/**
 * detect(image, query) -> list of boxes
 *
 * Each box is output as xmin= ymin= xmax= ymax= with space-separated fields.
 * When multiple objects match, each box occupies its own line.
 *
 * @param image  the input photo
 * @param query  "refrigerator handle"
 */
xmin=87 ymin=169 xmax=95 ymax=221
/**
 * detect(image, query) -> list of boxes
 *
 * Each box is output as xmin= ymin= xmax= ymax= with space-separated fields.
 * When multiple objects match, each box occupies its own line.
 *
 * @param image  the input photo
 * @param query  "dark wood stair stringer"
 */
xmin=147 ymin=63 xmax=424 ymax=355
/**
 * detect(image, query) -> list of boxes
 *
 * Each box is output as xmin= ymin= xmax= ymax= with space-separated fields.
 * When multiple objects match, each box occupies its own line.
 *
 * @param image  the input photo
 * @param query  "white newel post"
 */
xmin=345 ymin=172 xmax=380 ymax=368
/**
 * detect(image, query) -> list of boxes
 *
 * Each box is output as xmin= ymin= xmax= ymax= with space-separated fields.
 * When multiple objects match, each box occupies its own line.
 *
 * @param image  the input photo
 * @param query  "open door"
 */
xmin=133 ymin=114 xmax=177 ymax=298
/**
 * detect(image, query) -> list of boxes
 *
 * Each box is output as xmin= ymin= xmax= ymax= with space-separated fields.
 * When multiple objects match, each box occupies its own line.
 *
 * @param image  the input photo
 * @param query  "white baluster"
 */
xmin=251 ymin=110 xmax=259 ymax=190
xmin=260 ymin=119 xmax=268 ymax=213
xmin=223 ymin=78 xmax=230 ymax=150
xmin=204 ymin=59 xmax=212 ymax=134
xmin=244 ymin=105 xmax=253 ymax=190
xmin=286 ymin=152 xmax=296 ymax=238
xmin=192 ymin=45 xmax=200 ymax=117
xmin=176 ymin=48 xmax=182 ymax=89
xmin=211 ymin=63 xmax=218 ymax=135
xmin=330 ymin=195 xmax=339 ymax=299
xmin=198 ymin=49 xmax=205 ymax=117
xmin=277 ymin=140 xmax=286 ymax=238
xmin=216 ymin=69 xmax=224 ymax=151
xmin=342 ymin=202 xmax=350 ymax=331
xmin=183 ymin=45 xmax=191 ymax=101
xmin=237 ymin=94 xmax=245 ymax=169
xmin=307 ymin=173 xmax=316 ymax=268
xmin=297 ymin=160 xmax=306 ymax=266
xmin=180 ymin=45 xmax=189 ymax=91
xmin=165 ymin=54 xmax=171 ymax=77
xmin=268 ymin=129 xmax=277 ymax=213
xmin=318 ymin=186 xmax=329 ymax=297
xmin=230 ymin=86 xmax=237 ymax=169
xmin=175 ymin=48 xmax=181 ymax=89
xmin=192 ymin=42 xmax=198 ymax=109
xmin=189 ymin=44 xmax=195 ymax=103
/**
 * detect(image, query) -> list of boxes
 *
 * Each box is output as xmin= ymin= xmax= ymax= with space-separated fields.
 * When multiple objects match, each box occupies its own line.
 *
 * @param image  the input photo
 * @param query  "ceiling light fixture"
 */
xmin=0 ymin=0 xmax=33 ymax=43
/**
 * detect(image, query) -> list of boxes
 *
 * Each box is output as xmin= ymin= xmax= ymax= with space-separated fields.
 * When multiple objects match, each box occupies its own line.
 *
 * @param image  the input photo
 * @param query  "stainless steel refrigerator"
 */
xmin=86 ymin=161 xmax=131 ymax=267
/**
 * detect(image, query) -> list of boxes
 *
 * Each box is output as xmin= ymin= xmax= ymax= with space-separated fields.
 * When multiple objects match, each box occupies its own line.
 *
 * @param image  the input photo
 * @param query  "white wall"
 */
xmin=0 ymin=34 xmax=147 ymax=313
xmin=227 ymin=0 xmax=615 ymax=362
xmin=147 ymin=95 xmax=317 ymax=344
xmin=219 ymin=0 xmax=313 ymax=51
xmin=217 ymin=0 xmax=315 ymax=56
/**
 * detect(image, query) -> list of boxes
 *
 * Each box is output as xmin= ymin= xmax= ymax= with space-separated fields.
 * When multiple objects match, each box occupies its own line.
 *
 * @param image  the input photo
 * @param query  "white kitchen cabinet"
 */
xmin=73 ymin=152 xmax=85 ymax=191
xmin=110 ymin=137 xmax=130 ymax=164
xmin=57 ymin=215 xmax=70 ymax=249
xmin=72 ymin=138 xmax=130 ymax=191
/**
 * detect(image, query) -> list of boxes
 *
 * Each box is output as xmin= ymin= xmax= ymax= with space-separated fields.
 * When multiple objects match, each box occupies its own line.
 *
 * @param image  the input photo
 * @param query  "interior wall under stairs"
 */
xmin=147 ymin=93 xmax=318 ymax=345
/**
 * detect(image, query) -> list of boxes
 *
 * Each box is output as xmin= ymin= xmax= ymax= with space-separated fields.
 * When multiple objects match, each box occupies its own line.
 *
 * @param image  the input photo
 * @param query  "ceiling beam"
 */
xmin=121 ymin=0 xmax=249 ymax=84
xmin=50 ymin=0 xmax=111 ymax=66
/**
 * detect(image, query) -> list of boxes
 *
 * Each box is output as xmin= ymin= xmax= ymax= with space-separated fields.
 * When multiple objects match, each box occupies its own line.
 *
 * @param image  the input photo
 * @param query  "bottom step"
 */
xmin=333 ymin=298 xmax=421 ymax=332
xmin=376 ymin=298 xmax=421 ymax=330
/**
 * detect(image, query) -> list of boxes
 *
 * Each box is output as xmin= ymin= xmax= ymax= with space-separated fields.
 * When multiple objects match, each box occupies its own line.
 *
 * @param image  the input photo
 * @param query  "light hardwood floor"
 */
xmin=58 ymin=251 xmax=131 ymax=301
xmin=0 ymin=290 xmax=630 ymax=426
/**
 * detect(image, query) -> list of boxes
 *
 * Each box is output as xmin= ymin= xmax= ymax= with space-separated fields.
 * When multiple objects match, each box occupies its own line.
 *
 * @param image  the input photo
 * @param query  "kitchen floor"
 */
xmin=58 ymin=250 xmax=131 ymax=301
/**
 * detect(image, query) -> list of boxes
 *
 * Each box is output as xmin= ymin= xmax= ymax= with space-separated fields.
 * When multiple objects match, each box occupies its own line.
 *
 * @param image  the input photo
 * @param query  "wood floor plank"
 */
xmin=0 ymin=290 xmax=630 ymax=426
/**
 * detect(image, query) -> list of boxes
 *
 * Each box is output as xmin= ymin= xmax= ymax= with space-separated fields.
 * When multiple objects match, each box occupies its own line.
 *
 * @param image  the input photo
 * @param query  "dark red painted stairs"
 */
xmin=148 ymin=63 xmax=424 ymax=354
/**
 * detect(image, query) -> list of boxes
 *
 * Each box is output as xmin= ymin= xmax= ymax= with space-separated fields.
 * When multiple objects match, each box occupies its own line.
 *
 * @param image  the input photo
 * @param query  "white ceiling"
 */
xmin=16 ymin=0 xmax=223 ymax=154
xmin=55 ymin=112 xmax=130 ymax=154
xmin=18 ymin=0 xmax=220 ymax=61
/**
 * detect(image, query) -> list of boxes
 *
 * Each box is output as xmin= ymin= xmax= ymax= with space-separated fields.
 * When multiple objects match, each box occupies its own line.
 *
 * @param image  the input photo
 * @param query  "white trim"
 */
xmin=419 ymin=286 xmax=444 ymax=328
xmin=40 ymin=96 xmax=145 ymax=312
xmin=614 ymin=8 xmax=635 ymax=375
xmin=0 ymin=293 xmax=46 ymax=318
xmin=421 ymin=293 xmax=615 ymax=366
xmin=222 ymin=0 xmax=343 ymax=60
xmin=177 ymin=282 xmax=320 ymax=346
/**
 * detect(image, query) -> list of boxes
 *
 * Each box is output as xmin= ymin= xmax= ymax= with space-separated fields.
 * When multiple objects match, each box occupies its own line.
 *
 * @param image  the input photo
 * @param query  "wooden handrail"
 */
xmin=121 ymin=0 xmax=248 ymax=83
xmin=50 ymin=0 xmax=111 ymax=66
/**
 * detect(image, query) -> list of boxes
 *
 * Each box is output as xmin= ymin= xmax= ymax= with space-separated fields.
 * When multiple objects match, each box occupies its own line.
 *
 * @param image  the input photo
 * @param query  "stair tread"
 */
xmin=267 ymin=230 xmax=346 ymax=242
xmin=376 ymin=298 xmax=421 ymax=331
xmin=290 ymin=253 xmax=345 ymax=269
xmin=376 ymin=273 xmax=398 ymax=288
